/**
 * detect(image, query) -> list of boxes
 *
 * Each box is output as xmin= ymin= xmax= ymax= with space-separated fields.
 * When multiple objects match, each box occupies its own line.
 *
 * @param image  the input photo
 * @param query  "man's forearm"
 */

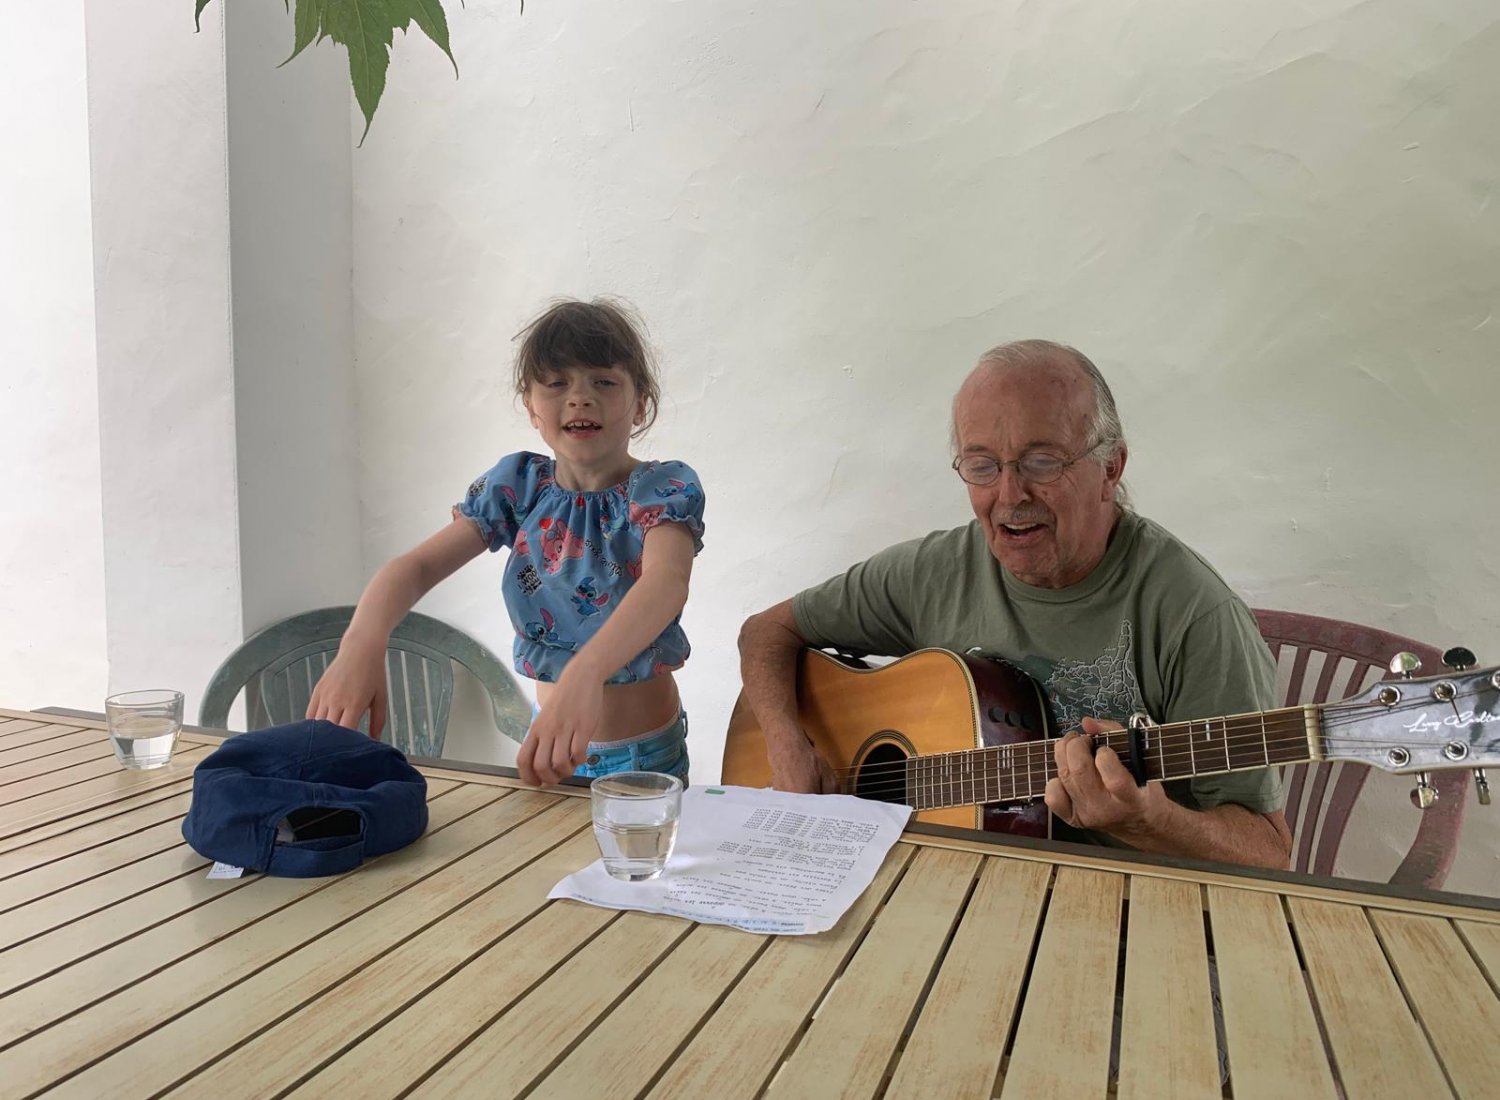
xmin=737 ymin=602 xmax=844 ymax=793
xmin=1111 ymin=801 xmax=1292 ymax=869
xmin=736 ymin=604 xmax=806 ymax=744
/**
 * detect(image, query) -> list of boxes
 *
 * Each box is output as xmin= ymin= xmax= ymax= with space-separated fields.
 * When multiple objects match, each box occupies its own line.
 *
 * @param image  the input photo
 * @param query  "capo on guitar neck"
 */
xmin=1124 ymin=712 xmax=1153 ymax=787
xmin=1082 ymin=716 xmax=1151 ymax=787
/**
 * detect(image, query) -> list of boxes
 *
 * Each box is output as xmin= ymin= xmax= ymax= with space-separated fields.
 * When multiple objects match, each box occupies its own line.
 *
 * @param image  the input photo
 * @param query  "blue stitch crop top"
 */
xmin=454 ymin=451 xmax=706 ymax=684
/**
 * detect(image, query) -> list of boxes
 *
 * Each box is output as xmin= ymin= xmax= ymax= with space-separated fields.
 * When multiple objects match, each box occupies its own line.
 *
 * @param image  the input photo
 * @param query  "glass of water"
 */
xmin=590 ymin=771 xmax=683 ymax=881
xmin=105 ymin=689 xmax=184 ymax=769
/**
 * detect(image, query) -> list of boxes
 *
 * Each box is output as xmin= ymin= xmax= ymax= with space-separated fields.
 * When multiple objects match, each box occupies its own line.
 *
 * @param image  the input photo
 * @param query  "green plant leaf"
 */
xmin=197 ymin=0 xmax=457 ymax=141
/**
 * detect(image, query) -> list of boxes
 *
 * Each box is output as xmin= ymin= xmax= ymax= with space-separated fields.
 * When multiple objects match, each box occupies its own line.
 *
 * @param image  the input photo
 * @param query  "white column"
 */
xmin=84 ymin=0 xmax=243 ymax=713
xmin=225 ymin=3 xmax=363 ymax=635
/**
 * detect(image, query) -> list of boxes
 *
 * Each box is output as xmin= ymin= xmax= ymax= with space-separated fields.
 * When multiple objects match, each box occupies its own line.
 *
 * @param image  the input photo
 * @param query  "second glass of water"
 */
xmin=105 ymin=689 xmax=184 ymax=769
xmin=590 ymin=771 xmax=683 ymax=881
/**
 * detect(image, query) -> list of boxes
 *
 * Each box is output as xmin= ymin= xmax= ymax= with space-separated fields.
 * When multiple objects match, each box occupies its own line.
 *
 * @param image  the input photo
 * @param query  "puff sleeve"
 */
xmin=453 ymin=452 xmax=546 ymax=552
xmin=628 ymin=460 xmax=706 ymax=554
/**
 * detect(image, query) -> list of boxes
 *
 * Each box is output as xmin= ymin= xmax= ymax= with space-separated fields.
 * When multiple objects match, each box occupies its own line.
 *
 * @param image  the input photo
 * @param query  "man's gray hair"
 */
xmin=969 ymin=339 xmax=1132 ymax=508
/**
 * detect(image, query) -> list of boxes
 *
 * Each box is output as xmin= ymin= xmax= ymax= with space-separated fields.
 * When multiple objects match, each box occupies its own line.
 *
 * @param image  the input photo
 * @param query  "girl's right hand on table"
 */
xmin=307 ymin=637 xmax=389 ymax=740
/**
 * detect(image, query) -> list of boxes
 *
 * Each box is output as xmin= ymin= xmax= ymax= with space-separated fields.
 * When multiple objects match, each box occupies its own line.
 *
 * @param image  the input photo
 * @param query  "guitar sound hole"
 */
xmin=853 ymin=743 xmax=909 ymax=804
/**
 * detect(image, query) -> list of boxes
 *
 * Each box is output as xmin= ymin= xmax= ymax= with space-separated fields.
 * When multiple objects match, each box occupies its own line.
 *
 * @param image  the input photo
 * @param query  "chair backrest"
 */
xmin=1253 ymin=608 xmax=1466 ymax=889
xmin=200 ymin=606 xmax=533 ymax=758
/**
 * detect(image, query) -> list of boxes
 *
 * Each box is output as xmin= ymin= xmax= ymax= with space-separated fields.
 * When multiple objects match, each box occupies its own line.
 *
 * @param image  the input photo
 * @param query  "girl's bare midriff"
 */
xmin=535 ymin=672 xmax=681 ymax=744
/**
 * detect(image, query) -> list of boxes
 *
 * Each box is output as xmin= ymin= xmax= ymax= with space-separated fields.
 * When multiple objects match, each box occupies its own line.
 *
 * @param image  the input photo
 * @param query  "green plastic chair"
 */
xmin=199 ymin=606 xmax=532 ymax=757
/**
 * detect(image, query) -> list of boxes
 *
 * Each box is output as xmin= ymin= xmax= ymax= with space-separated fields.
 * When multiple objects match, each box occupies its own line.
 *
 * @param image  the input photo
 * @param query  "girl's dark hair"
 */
xmin=513 ymin=298 xmax=661 ymax=436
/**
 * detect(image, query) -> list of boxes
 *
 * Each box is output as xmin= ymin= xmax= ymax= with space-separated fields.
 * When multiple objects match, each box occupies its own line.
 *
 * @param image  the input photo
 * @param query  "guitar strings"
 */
xmin=831 ymin=727 xmax=1469 ymax=789
xmin=819 ymin=705 xmax=1492 ymax=805
xmin=823 ymin=720 xmax=1426 ymax=782
xmin=839 ymin=736 xmax=1464 ymax=805
xmin=840 ymin=747 xmax=1472 ymax=806
xmin=829 ymin=728 xmax=1496 ymax=779
xmin=817 ymin=692 xmax=1489 ymax=781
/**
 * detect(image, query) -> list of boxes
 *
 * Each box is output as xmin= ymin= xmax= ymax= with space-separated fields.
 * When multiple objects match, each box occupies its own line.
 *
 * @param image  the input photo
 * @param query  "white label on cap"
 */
xmin=207 ymin=862 xmax=245 ymax=879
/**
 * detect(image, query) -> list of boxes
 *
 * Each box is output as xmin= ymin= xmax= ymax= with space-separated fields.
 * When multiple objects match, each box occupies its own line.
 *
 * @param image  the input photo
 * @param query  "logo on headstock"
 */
xmin=1402 ymin=709 xmax=1500 ymax=734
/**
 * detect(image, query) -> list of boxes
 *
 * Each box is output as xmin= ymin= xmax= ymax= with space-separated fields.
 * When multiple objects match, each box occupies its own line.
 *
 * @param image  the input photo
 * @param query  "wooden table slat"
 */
xmin=1117 ymin=877 xmax=1221 ymax=1100
xmin=998 ymin=866 xmax=1124 ymax=1100
xmin=1287 ymin=897 xmax=1452 ymax=1097
xmin=760 ymin=846 xmax=982 ymax=1100
xmin=0 ymin=789 xmax=195 ymax=882
xmin=0 ymin=841 xmax=209 ymax=952
xmin=0 ymin=782 xmax=496 ymax=1034
xmin=283 ymin=832 xmax=617 ymax=1100
xmin=0 ymin=728 xmax=118 ymax=766
xmin=1208 ymin=886 xmax=1338 ymax=1100
xmin=412 ymin=911 xmax=695 ymax=1100
xmin=0 ymin=785 xmax=538 ymax=1090
xmin=645 ymin=846 xmax=916 ymax=1100
xmin=0 ymin=742 xmax=122 ymax=786
xmin=883 ymin=856 xmax=1051 ymax=1100
xmin=902 ymin=829 xmax=1500 ymax=926
xmin=0 ymin=708 xmax=96 ymax=724
xmin=527 ymin=922 xmax=769 ymax=1100
xmin=0 ymin=722 xmax=92 ymax=750
xmin=0 ymin=778 xmax=198 ymax=855
xmin=0 ymin=743 xmax=205 ymax=801
xmin=1371 ymin=910 xmax=1500 ymax=1098
xmin=0 ymin=743 xmax=211 ymax=838
xmin=0 ymin=717 xmax=53 ymax=736
xmin=1456 ymin=921 xmax=1500 ymax=997
xmin=0 ymin=813 xmax=195 ymax=913
xmin=165 ymin=821 xmax=605 ymax=1100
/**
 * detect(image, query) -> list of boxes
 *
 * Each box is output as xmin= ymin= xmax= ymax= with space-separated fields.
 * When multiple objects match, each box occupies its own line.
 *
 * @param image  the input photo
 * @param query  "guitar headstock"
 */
xmin=1323 ymin=662 xmax=1500 ymax=805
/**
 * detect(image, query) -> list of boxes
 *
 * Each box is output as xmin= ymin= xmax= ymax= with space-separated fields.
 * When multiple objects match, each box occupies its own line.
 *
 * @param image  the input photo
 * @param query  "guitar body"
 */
xmin=722 ymin=648 xmax=1054 ymax=836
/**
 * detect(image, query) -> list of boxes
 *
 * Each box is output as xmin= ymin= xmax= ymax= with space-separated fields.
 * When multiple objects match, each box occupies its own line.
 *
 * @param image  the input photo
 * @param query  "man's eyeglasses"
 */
xmin=951 ymin=440 xmax=1101 ymax=487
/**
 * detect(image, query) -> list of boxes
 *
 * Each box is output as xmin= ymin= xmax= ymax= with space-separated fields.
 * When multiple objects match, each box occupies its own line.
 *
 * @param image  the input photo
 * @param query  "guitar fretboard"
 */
xmin=904 ymin=706 xmax=1316 ymax=811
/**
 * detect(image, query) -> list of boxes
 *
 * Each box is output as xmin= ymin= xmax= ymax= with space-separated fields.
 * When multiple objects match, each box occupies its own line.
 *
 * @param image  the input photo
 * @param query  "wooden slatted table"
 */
xmin=3 ymin=705 xmax=1499 ymax=1099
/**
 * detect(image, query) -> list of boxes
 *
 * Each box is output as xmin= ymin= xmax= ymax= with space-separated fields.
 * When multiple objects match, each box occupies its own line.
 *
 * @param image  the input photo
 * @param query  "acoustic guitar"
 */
xmin=721 ymin=647 xmax=1500 ymax=836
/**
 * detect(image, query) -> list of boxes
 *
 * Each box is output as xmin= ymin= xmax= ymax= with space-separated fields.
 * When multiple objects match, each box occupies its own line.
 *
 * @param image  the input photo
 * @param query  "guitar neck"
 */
xmin=909 ymin=705 xmax=1318 ymax=811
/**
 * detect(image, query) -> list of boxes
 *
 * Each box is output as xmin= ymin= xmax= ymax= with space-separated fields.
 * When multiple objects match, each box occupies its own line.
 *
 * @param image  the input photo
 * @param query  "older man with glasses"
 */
xmin=737 ymin=340 xmax=1291 ymax=868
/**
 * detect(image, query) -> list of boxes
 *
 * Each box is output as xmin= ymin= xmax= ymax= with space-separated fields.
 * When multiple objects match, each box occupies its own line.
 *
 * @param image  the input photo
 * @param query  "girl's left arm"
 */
xmin=518 ymin=523 xmax=697 ymax=785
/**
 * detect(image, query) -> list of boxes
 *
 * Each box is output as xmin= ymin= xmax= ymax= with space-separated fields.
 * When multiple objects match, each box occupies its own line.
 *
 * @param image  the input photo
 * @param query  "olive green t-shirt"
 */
xmin=791 ymin=511 xmax=1283 ymax=846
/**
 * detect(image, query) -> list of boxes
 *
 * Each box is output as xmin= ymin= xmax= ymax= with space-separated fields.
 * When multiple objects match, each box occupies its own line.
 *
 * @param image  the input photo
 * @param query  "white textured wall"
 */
xmin=0 ymin=4 xmax=107 ymax=711
xmin=351 ymin=0 xmax=1500 ymax=890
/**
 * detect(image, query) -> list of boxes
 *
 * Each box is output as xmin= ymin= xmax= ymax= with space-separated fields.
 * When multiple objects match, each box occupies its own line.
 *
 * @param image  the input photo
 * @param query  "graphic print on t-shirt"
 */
xmin=1017 ymin=619 xmax=1146 ymax=731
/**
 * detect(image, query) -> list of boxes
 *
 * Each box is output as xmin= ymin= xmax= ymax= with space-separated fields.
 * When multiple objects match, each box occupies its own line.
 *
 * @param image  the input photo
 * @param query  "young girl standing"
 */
xmin=309 ymin=299 xmax=705 ymax=786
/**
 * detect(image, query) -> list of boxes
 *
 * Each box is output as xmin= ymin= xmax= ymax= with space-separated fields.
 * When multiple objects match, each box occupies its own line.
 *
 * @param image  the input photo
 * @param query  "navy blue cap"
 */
xmin=182 ymin=719 xmax=429 ymax=878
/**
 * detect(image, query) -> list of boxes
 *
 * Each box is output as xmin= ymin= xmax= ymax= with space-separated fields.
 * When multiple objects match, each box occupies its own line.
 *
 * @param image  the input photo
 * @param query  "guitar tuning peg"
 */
xmin=1443 ymin=647 xmax=1477 ymax=671
xmin=1389 ymin=652 xmax=1423 ymax=679
xmin=1476 ymin=769 xmax=1492 ymax=807
xmin=1410 ymin=772 xmax=1439 ymax=810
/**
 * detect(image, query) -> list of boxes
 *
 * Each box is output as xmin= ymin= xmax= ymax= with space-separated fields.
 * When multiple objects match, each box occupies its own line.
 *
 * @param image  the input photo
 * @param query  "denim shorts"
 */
xmin=560 ymin=710 xmax=691 ymax=783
